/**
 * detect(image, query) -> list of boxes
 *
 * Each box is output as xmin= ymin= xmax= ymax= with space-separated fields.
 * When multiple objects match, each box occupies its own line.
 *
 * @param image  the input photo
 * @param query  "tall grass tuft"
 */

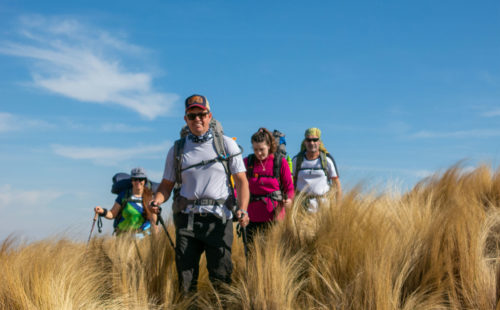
xmin=1 ymin=164 xmax=500 ymax=309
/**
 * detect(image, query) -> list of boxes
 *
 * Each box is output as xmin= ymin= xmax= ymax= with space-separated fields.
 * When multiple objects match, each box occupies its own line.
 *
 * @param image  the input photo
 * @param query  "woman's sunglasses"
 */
xmin=131 ymin=178 xmax=146 ymax=182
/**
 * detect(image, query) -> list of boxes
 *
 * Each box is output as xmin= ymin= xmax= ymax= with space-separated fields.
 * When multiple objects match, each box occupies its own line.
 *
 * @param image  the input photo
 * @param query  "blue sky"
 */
xmin=1 ymin=1 xmax=499 ymax=241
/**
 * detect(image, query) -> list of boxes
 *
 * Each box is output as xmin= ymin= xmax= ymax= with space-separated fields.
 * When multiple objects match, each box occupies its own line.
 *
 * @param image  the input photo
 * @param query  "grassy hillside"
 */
xmin=2 ymin=165 xmax=500 ymax=309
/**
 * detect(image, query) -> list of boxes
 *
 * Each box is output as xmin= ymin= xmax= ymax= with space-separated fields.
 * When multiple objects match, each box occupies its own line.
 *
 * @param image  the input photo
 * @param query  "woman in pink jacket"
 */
xmin=244 ymin=128 xmax=294 ymax=245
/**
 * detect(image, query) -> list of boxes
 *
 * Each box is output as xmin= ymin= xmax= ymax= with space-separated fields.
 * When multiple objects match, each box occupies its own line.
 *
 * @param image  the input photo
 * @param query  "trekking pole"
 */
xmin=87 ymin=211 xmax=99 ymax=244
xmin=237 ymin=213 xmax=249 ymax=270
xmin=241 ymin=225 xmax=248 ymax=268
xmin=155 ymin=207 xmax=176 ymax=250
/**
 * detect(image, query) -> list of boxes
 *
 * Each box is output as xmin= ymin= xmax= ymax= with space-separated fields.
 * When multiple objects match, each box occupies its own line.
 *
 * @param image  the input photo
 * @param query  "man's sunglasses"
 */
xmin=131 ymin=178 xmax=146 ymax=182
xmin=186 ymin=112 xmax=209 ymax=120
xmin=305 ymin=138 xmax=320 ymax=142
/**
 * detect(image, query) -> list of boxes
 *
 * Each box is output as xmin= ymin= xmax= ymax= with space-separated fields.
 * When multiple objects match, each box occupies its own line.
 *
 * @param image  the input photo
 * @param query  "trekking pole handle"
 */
xmin=238 ymin=209 xmax=248 ymax=220
xmin=87 ymin=211 xmax=99 ymax=244
xmin=149 ymin=201 xmax=162 ymax=214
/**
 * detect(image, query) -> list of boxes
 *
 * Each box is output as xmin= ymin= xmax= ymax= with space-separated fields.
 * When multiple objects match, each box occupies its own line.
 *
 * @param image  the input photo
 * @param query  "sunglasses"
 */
xmin=186 ymin=112 xmax=209 ymax=120
xmin=305 ymin=138 xmax=320 ymax=142
xmin=131 ymin=178 xmax=146 ymax=182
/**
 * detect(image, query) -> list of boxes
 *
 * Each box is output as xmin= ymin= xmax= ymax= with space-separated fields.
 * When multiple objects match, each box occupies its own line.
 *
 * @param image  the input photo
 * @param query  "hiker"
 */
xmin=150 ymin=94 xmax=249 ymax=294
xmin=292 ymin=127 xmax=342 ymax=212
xmin=244 ymin=127 xmax=294 ymax=245
xmin=94 ymin=167 xmax=156 ymax=236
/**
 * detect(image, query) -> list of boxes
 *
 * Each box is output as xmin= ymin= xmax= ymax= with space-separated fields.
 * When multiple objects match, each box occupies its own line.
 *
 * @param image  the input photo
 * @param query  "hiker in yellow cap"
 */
xmin=292 ymin=127 xmax=342 ymax=212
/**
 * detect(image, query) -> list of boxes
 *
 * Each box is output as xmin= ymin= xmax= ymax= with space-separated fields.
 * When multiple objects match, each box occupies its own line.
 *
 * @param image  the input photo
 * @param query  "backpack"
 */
xmin=293 ymin=151 xmax=339 ymax=188
xmin=173 ymin=118 xmax=242 ymax=217
xmin=110 ymin=172 xmax=159 ymax=232
xmin=111 ymin=172 xmax=159 ymax=195
xmin=272 ymin=130 xmax=293 ymax=174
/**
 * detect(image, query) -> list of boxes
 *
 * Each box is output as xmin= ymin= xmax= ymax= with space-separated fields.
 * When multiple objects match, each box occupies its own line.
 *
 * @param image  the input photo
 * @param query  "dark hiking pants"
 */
xmin=173 ymin=212 xmax=233 ymax=294
xmin=246 ymin=220 xmax=273 ymax=247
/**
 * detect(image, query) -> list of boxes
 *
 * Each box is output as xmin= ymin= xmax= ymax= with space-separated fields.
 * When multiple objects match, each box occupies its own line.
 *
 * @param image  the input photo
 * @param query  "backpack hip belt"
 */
xmin=174 ymin=196 xmax=227 ymax=209
xmin=307 ymin=194 xmax=325 ymax=200
xmin=173 ymin=195 xmax=236 ymax=229
xmin=296 ymin=191 xmax=327 ymax=201
xmin=250 ymin=190 xmax=284 ymax=203
xmin=304 ymin=194 xmax=327 ymax=210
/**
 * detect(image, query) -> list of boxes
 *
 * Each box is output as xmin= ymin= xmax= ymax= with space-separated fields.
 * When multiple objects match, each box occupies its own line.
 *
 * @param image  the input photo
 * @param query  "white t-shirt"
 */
xmin=162 ymin=135 xmax=246 ymax=219
xmin=292 ymin=154 xmax=338 ymax=196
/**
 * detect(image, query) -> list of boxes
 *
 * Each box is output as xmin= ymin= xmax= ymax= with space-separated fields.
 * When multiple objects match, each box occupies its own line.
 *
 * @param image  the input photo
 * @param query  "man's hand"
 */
xmin=149 ymin=201 xmax=162 ymax=214
xmin=151 ymin=179 xmax=175 ymax=214
xmin=236 ymin=209 xmax=249 ymax=227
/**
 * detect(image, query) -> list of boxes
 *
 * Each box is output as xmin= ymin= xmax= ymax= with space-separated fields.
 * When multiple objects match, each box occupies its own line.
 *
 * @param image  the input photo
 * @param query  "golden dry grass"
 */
xmin=1 ymin=164 xmax=500 ymax=309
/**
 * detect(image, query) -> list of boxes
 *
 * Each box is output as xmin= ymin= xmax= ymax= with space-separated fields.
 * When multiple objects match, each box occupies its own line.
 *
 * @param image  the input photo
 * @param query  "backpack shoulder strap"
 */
xmin=210 ymin=118 xmax=227 ymax=158
xmin=211 ymin=122 xmax=233 ymax=186
xmin=120 ymin=188 xmax=133 ymax=208
xmin=273 ymin=153 xmax=286 ymax=199
xmin=174 ymin=137 xmax=186 ymax=185
xmin=324 ymin=152 xmax=339 ymax=178
xmin=211 ymin=120 xmax=243 ymax=177
xmin=114 ymin=188 xmax=132 ymax=231
xmin=293 ymin=152 xmax=305 ymax=181
xmin=273 ymin=153 xmax=283 ymax=181
xmin=319 ymin=151 xmax=328 ymax=177
xmin=246 ymin=154 xmax=255 ymax=178
xmin=211 ymin=125 xmax=241 ymax=216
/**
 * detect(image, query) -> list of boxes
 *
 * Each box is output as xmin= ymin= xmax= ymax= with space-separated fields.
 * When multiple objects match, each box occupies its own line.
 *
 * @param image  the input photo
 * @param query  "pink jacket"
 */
xmin=244 ymin=154 xmax=294 ymax=222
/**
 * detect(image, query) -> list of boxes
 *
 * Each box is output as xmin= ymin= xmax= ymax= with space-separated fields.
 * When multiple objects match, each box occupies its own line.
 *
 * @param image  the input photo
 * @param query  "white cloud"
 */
xmin=0 ymin=15 xmax=178 ymax=119
xmin=59 ymin=119 xmax=151 ymax=132
xmin=0 ymin=184 xmax=62 ymax=212
xmin=481 ymin=109 xmax=500 ymax=117
xmin=51 ymin=140 xmax=171 ymax=165
xmin=386 ymin=121 xmax=411 ymax=134
xmin=0 ymin=112 xmax=53 ymax=133
xmin=411 ymin=129 xmax=500 ymax=139
xmin=100 ymin=123 xmax=152 ymax=133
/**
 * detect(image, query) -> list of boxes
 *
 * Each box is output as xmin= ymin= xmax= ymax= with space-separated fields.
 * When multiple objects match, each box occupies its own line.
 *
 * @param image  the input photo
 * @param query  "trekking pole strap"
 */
xmin=97 ymin=216 xmax=103 ymax=233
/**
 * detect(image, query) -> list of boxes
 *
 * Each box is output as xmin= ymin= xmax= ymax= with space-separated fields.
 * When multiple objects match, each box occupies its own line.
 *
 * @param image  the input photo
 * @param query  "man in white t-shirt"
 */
xmin=292 ymin=127 xmax=342 ymax=212
xmin=151 ymin=94 xmax=250 ymax=294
